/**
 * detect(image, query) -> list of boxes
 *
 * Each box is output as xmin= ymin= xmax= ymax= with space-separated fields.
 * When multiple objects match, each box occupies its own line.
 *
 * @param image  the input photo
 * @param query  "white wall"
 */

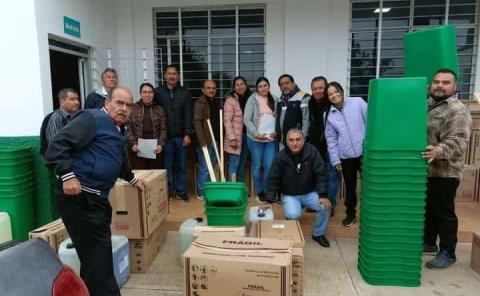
xmin=0 ymin=0 xmax=44 ymax=136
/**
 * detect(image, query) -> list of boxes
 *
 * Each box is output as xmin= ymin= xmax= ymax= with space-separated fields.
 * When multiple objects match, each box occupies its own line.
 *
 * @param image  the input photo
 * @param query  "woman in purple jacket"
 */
xmin=324 ymin=82 xmax=367 ymax=227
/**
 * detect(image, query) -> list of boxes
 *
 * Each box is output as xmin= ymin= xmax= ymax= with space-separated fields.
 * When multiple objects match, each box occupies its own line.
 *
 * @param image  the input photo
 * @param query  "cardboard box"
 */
xmin=184 ymin=235 xmax=292 ymax=296
xmin=257 ymin=220 xmax=305 ymax=248
xmin=28 ymin=219 xmax=69 ymax=252
xmin=193 ymin=226 xmax=246 ymax=238
xmin=129 ymin=221 xmax=168 ymax=273
xmin=291 ymin=248 xmax=304 ymax=296
xmin=456 ymin=166 xmax=479 ymax=202
xmin=109 ymin=170 xmax=168 ymax=239
xmin=472 ymin=231 xmax=480 ymax=275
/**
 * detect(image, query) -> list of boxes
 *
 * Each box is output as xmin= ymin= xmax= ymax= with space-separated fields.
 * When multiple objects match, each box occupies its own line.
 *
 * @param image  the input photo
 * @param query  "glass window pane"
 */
xmin=211 ymin=10 xmax=235 ymax=36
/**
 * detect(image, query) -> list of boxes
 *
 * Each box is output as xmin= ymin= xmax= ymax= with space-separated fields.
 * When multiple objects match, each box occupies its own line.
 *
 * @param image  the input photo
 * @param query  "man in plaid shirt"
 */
xmin=422 ymin=68 xmax=472 ymax=269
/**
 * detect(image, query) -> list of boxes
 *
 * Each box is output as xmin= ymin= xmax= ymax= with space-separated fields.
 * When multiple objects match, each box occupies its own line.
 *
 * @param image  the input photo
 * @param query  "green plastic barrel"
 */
xmin=205 ymin=204 xmax=247 ymax=226
xmin=404 ymin=25 xmax=460 ymax=85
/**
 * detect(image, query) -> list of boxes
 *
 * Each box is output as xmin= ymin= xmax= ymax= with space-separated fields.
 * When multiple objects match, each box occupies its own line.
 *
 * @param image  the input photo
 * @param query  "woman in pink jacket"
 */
xmin=224 ymin=76 xmax=251 ymax=181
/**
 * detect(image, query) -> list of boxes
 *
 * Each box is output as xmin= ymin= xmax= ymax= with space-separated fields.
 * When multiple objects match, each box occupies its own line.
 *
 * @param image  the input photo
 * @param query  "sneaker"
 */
xmin=196 ymin=195 xmax=204 ymax=201
xmin=168 ymin=192 xmax=175 ymax=201
xmin=342 ymin=216 xmax=357 ymax=227
xmin=423 ymin=244 xmax=438 ymax=256
xmin=256 ymin=192 xmax=266 ymax=204
xmin=312 ymin=235 xmax=330 ymax=248
xmin=177 ymin=193 xmax=190 ymax=202
xmin=425 ymin=250 xmax=457 ymax=269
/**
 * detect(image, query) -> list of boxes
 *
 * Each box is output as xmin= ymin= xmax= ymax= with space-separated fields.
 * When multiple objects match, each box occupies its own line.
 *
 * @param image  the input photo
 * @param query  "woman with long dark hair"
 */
xmin=324 ymin=81 xmax=367 ymax=227
xmin=224 ymin=76 xmax=251 ymax=181
xmin=127 ymin=82 xmax=167 ymax=169
xmin=243 ymin=77 xmax=278 ymax=202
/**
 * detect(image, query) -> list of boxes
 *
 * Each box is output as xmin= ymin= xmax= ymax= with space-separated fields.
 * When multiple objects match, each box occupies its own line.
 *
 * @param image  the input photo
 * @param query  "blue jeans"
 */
xmin=246 ymin=137 xmax=276 ymax=194
xmin=164 ymin=137 xmax=187 ymax=195
xmin=325 ymin=153 xmax=341 ymax=208
xmin=227 ymin=134 xmax=249 ymax=182
xmin=196 ymin=144 xmax=218 ymax=197
xmin=283 ymin=192 xmax=330 ymax=236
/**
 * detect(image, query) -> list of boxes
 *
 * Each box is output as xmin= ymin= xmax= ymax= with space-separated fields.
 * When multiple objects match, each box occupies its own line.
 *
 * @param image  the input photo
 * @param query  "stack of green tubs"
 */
xmin=359 ymin=77 xmax=428 ymax=287
xmin=0 ymin=148 xmax=34 ymax=240
xmin=204 ymin=182 xmax=248 ymax=226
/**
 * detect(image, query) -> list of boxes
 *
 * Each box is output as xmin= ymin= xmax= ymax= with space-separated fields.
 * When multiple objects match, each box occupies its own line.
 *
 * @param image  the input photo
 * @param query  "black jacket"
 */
xmin=154 ymin=84 xmax=193 ymax=138
xmin=265 ymin=143 xmax=327 ymax=201
xmin=308 ymin=98 xmax=330 ymax=156
xmin=84 ymin=91 xmax=106 ymax=109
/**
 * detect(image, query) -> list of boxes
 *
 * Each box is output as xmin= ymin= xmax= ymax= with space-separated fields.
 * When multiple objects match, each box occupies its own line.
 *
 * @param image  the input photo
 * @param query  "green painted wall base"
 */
xmin=0 ymin=136 xmax=58 ymax=235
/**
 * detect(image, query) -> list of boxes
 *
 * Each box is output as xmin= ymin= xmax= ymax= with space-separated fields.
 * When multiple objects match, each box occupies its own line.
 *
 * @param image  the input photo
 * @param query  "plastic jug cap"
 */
xmin=66 ymin=242 xmax=75 ymax=249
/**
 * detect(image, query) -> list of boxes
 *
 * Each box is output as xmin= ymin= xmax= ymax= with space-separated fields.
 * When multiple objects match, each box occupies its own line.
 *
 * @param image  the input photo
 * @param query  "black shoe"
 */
xmin=312 ymin=235 xmax=330 ymax=248
xmin=177 ymin=193 xmax=190 ymax=202
xmin=168 ymin=192 xmax=175 ymax=201
xmin=342 ymin=215 xmax=356 ymax=227
xmin=330 ymin=207 xmax=335 ymax=217
xmin=305 ymin=208 xmax=317 ymax=213
xmin=423 ymin=244 xmax=438 ymax=256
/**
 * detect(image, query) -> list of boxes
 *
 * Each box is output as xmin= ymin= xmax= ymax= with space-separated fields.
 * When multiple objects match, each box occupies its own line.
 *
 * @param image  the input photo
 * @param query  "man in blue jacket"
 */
xmin=265 ymin=128 xmax=331 ymax=247
xmin=45 ymin=87 xmax=146 ymax=296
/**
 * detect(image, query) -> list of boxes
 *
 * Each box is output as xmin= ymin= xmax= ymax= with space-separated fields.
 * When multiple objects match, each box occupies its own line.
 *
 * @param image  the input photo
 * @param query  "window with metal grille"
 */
xmin=154 ymin=6 xmax=265 ymax=100
xmin=349 ymin=0 xmax=478 ymax=100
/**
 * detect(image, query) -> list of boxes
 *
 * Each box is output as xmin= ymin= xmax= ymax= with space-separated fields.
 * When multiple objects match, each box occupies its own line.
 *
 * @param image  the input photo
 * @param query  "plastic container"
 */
xmin=0 ymin=192 xmax=34 ymax=240
xmin=248 ymin=206 xmax=274 ymax=223
xmin=58 ymin=235 xmax=131 ymax=288
xmin=365 ymin=77 xmax=428 ymax=150
xmin=58 ymin=238 xmax=81 ymax=274
xmin=204 ymin=182 xmax=248 ymax=207
xmin=404 ymin=25 xmax=459 ymax=85
xmin=0 ymin=212 xmax=12 ymax=244
xmin=179 ymin=218 xmax=207 ymax=261
xmin=205 ymin=204 xmax=247 ymax=226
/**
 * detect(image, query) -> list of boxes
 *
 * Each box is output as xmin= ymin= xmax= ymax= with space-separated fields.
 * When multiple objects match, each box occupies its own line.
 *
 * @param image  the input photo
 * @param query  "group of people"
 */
xmin=43 ymin=65 xmax=471 ymax=295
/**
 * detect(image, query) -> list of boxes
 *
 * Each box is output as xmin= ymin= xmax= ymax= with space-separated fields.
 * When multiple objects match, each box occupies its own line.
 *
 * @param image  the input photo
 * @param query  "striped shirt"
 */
xmin=45 ymin=107 xmax=71 ymax=141
xmin=427 ymin=95 xmax=472 ymax=179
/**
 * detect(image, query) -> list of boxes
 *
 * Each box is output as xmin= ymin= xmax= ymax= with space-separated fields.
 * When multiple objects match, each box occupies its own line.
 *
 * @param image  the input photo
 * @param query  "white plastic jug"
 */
xmin=58 ymin=235 xmax=130 ymax=288
xmin=0 ymin=213 xmax=12 ymax=244
xmin=179 ymin=218 xmax=206 ymax=262
xmin=58 ymin=238 xmax=80 ymax=274
xmin=248 ymin=206 xmax=274 ymax=223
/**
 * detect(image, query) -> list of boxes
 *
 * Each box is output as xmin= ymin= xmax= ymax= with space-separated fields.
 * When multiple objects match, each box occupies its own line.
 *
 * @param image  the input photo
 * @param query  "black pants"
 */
xmin=341 ymin=157 xmax=362 ymax=217
xmin=424 ymin=177 xmax=460 ymax=257
xmin=56 ymin=185 xmax=120 ymax=296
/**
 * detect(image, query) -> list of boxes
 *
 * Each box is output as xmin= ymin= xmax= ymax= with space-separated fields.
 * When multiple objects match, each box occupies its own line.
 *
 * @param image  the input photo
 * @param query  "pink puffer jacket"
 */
xmin=223 ymin=94 xmax=244 ymax=155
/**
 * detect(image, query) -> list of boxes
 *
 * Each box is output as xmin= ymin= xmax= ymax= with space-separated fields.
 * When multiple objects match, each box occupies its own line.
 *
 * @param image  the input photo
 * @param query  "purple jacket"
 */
xmin=325 ymin=97 xmax=367 ymax=166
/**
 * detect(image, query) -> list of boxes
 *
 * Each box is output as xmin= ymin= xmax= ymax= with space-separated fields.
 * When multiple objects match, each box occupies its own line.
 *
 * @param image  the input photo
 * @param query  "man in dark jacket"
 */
xmin=276 ymin=74 xmax=310 ymax=146
xmin=308 ymin=76 xmax=340 ymax=216
xmin=154 ymin=64 xmax=193 ymax=201
xmin=45 ymin=87 xmax=146 ymax=296
xmin=265 ymin=128 xmax=331 ymax=247
xmin=84 ymin=68 xmax=118 ymax=109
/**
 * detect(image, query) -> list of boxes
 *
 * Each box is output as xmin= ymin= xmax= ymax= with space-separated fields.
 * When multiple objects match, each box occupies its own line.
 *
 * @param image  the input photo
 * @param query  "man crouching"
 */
xmin=265 ymin=128 xmax=331 ymax=247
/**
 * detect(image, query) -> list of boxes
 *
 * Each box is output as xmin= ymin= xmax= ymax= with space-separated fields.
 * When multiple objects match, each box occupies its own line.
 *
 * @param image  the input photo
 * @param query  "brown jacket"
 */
xmin=223 ymin=94 xmax=244 ymax=155
xmin=194 ymin=95 xmax=220 ymax=147
xmin=127 ymin=100 xmax=167 ymax=148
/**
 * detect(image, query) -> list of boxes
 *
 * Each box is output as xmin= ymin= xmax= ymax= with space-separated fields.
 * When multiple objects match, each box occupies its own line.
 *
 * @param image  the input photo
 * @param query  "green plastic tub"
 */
xmin=205 ymin=204 xmax=247 ymax=226
xmin=404 ymin=25 xmax=460 ymax=85
xmin=359 ymin=264 xmax=420 ymax=287
xmin=365 ymin=77 xmax=427 ymax=150
xmin=0 ymin=191 xmax=34 ymax=240
xmin=204 ymin=182 xmax=248 ymax=207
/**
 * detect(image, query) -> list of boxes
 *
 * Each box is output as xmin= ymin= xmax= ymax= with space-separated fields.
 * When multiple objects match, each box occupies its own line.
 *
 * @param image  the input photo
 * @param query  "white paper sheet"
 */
xmin=258 ymin=114 xmax=276 ymax=135
xmin=137 ymin=138 xmax=158 ymax=159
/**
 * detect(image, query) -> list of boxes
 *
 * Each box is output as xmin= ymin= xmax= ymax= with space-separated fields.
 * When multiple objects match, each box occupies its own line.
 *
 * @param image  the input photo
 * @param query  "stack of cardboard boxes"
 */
xmin=28 ymin=218 xmax=69 ymax=252
xmin=458 ymin=103 xmax=480 ymax=202
xmin=109 ymin=170 xmax=169 ymax=273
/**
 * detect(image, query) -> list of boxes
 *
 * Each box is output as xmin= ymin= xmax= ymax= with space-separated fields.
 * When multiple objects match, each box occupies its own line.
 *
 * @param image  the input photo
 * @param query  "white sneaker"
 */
xmin=196 ymin=195 xmax=205 ymax=201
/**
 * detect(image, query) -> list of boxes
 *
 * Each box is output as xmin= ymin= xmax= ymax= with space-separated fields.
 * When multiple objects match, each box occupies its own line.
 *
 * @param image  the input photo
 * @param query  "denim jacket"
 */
xmin=325 ymin=97 xmax=367 ymax=166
